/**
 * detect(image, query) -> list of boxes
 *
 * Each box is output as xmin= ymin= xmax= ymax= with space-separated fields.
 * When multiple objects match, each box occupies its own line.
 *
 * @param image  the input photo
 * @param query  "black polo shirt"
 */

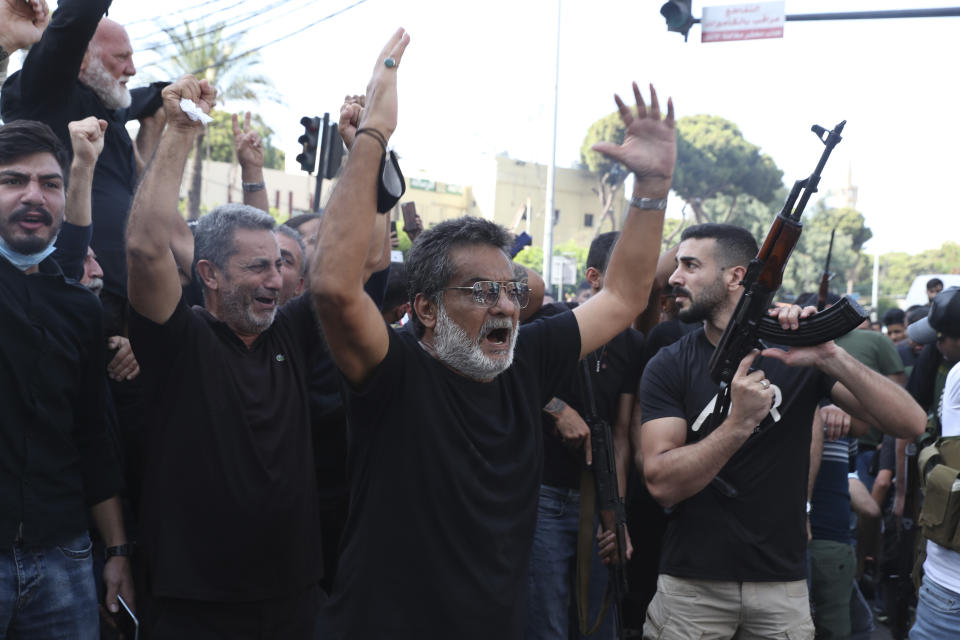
xmin=130 ymin=294 xmax=322 ymax=601
xmin=0 ymin=256 xmax=122 ymax=546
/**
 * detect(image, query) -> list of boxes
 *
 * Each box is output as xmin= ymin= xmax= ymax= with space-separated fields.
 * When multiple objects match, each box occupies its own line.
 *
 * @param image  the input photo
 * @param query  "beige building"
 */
xmin=187 ymin=155 xmax=613 ymax=249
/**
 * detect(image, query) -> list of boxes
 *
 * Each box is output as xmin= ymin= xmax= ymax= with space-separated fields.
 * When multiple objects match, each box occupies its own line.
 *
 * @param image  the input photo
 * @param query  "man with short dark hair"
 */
xmin=639 ymin=222 xmax=926 ymax=639
xmin=0 ymin=118 xmax=133 ymax=638
xmin=884 ymin=307 xmax=907 ymax=344
xmin=125 ymin=77 xmax=322 ymax=638
xmin=2 ymin=0 xmax=167 ymax=335
xmin=314 ymin=30 xmax=673 ymax=639
xmin=927 ymin=277 xmax=945 ymax=303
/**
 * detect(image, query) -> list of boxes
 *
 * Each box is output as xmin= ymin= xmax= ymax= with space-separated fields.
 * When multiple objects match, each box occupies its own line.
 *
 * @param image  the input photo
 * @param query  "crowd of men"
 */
xmin=1 ymin=2 xmax=958 ymax=639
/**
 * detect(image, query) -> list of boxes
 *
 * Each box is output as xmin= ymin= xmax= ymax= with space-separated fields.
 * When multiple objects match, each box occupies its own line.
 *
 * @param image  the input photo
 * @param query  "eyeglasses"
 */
xmin=444 ymin=280 xmax=531 ymax=309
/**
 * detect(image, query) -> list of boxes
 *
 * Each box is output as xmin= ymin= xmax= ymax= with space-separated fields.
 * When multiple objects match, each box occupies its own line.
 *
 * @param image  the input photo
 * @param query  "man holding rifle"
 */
xmin=638 ymin=222 xmax=926 ymax=639
xmin=314 ymin=29 xmax=670 ymax=640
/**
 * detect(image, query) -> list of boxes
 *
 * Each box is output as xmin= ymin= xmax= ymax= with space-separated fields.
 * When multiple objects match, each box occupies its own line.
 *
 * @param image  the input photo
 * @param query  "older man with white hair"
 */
xmin=2 ymin=0 xmax=168 ymax=337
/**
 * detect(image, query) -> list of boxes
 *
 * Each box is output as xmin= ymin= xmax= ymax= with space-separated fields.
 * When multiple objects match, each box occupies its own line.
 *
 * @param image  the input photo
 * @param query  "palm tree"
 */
xmin=155 ymin=21 xmax=279 ymax=220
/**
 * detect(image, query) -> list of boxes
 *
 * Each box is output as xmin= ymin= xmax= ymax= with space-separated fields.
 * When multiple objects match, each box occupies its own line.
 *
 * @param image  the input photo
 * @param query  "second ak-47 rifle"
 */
xmin=578 ymin=359 xmax=630 ymax=638
xmin=816 ymin=228 xmax=837 ymax=311
xmin=702 ymin=121 xmax=868 ymax=473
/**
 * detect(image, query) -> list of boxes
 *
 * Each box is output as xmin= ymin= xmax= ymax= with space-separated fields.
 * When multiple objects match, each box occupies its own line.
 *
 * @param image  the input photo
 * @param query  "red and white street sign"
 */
xmin=701 ymin=2 xmax=786 ymax=43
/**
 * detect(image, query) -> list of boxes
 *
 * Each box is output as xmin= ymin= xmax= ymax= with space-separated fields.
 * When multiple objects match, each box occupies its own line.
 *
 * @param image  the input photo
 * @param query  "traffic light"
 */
xmin=324 ymin=124 xmax=344 ymax=179
xmin=296 ymin=116 xmax=321 ymax=174
xmin=661 ymin=0 xmax=695 ymax=40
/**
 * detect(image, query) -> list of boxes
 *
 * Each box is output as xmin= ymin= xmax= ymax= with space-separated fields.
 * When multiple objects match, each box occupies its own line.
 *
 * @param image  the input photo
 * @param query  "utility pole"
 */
xmin=543 ymin=0 xmax=562 ymax=287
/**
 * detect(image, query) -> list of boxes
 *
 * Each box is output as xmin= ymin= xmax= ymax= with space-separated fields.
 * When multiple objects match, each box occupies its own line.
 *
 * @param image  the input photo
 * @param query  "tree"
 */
xmin=673 ymin=115 xmax=783 ymax=226
xmin=872 ymin=242 xmax=960 ymax=298
xmin=781 ymin=202 xmax=872 ymax=298
xmin=580 ymin=110 xmax=630 ymax=236
xmin=155 ymin=21 xmax=279 ymax=220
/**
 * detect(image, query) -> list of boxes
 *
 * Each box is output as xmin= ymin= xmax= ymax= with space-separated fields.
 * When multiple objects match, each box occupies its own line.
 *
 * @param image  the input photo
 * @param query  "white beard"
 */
xmin=79 ymin=55 xmax=132 ymax=110
xmin=433 ymin=302 xmax=517 ymax=381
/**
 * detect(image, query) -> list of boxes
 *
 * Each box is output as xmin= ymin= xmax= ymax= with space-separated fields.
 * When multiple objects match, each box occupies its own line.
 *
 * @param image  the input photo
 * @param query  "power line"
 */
xmin=188 ymin=0 xmax=369 ymax=75
xmin=128 ymin=0 xmax=253 ymax=35
xmin=140 ymin=0 xmax=368 ymax=76
xmin=137 ymin=0 xmax=318 ymax=60
xmin=132 ymin=0 xmax=273 ymax=50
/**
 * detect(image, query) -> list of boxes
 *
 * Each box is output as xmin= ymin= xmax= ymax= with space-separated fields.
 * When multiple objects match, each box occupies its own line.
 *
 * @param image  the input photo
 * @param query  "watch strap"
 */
xmin=629 ymin=196 xmax=668 ymax=210
xmin=105 ymin=543 xmax=133 ymax=559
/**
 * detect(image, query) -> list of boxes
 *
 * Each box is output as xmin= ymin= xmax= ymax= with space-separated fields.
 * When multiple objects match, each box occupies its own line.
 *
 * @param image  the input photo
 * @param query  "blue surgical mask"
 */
xmin=0 ymin=235 xmax=58 ymax=271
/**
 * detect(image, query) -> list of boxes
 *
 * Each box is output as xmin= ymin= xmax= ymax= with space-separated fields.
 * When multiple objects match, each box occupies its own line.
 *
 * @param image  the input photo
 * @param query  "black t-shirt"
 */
xmin=639 ymin=317 xmax=700 ymax=371
xmin=129 ymin=294 xmax=322 ymax=601
xmin=541 ymin=324 xmax=643 ymax=490
xmin=640 ymin=328 xmax=834 ymax=582
xmin=325 ymin=311 xmax=581 ymax=639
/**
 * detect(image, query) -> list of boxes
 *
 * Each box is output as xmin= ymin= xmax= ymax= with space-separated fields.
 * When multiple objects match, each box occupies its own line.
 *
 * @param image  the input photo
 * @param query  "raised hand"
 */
xmin=232 ymin=112 xmax=264 ymax=169
xmin=67 ymin=117 xmax=108 ymax=168
xmin=338 ymin=94 xmax=365 ymax=149
xmin=357 ymin=28 xmax=411 ymax=142
xmin=0 ymin=0 xmax=50 ymax=53
xmin=161 ymin=75 xmax=217 ymax=131
xmin=591 ymin=83 xmax=676 ymax=195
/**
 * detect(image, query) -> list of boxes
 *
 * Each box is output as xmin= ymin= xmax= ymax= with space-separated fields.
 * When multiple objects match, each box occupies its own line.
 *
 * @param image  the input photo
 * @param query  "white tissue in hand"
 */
xmin=179 ymin=98 xmax=213 ymax=125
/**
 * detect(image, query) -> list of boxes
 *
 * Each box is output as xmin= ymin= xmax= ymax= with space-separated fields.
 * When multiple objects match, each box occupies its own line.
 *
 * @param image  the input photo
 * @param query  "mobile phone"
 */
xmin=401 ymin=202 xmax=420 ymax=233
xmin=114 ymin=594 xmax=138 ymax=640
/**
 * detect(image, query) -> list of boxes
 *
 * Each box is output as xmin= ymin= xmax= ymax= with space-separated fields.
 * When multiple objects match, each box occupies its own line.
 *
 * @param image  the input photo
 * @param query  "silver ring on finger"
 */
xmin=384 ymin=57 xmax=397 ymax=68
xmin=760 ymin=379 xmax=770 ymax=390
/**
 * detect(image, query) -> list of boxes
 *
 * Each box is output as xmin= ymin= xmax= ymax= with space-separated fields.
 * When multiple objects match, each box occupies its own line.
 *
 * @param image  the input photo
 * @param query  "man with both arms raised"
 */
xmin=313 ymin=29 xmax=670 ymax=639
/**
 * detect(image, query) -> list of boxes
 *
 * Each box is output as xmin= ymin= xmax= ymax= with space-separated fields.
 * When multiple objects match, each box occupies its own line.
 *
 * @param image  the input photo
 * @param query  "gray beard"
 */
xmin=79 ymin=56 xmax=132 ymax=111
xmin=218 ymin=285 xmax=276 ymax=335
xmin=433 ymin=303 xmax=517 ymax=381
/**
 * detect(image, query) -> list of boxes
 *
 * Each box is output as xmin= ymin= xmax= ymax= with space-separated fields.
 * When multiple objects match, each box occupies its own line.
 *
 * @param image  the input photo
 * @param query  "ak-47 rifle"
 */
xmin=703 ymin=122 xmax=868 ymax=479
xmin=817 ymin=228 xmax=837 ymax=311
xmin=580 ymin=360 xmax=629 ymax=638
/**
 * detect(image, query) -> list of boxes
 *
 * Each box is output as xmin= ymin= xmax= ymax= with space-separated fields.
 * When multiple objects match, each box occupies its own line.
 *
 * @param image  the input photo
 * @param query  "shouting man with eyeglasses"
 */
xmin=313 ymin=29 xmax=673 ymax=640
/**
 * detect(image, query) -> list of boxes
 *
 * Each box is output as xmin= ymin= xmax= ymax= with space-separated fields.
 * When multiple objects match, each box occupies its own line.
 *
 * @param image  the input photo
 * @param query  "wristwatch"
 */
xmin=105 ymin=543 xmax=134 ymax=560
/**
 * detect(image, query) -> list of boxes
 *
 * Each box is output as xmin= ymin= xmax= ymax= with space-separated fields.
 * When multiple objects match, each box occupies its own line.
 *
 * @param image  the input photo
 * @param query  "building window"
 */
xmin=584 ymin=213 xmax=594 ymax=228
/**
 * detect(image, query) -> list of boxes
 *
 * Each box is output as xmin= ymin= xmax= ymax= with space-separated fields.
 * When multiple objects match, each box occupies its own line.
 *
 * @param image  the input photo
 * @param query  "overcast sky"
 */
xmin=16 ymin=0 xmax=960 ymax=254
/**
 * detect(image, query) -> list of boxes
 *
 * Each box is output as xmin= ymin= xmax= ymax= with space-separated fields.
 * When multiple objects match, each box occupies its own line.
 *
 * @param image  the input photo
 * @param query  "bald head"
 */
xmin=79 ymin=18 xmax=135 ymax=110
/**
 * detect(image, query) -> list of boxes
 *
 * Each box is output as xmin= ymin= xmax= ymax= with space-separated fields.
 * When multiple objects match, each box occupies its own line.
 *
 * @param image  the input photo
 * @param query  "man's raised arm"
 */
xmin=126 ymin=76 xmax=216 ymax=324
xmin=311 ymin=29 xmax=410 ymax=387
xmin=10 ymin=0 xmax=105 ymax=105
xmin=573 ymin=84 xmax=674 ymax=358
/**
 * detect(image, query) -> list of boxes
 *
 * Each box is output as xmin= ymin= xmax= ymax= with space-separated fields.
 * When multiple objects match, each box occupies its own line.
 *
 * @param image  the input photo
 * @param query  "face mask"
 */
xmin=0 ymin=235 xmax=58 ymax=271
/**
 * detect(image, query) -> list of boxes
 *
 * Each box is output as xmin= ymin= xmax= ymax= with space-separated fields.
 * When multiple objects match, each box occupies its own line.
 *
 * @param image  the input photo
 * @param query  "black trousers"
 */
xmin=143 ymin=583 xmax=322 ymax=640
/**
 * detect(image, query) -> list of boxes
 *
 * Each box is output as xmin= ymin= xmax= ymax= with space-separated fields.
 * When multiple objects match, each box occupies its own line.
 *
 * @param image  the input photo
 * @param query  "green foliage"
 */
xmin=514 ymin=246 xmax=544 ymax=274
xmin=154 ymin=21 xmax=279 ymax=105
xmin=513 ymin=241 xmax=588 ymax=286
xmin=781 ymin=202 xmax=872 ymax=296
xmin=875 ymin=242 xmax=960 ymax=297
xmin=203 ymin=110 xmax=285 ymax=170
xmin=673 ymin=115 xmax=783 ymax=222
xmin=154 ymin=20 xmax=280 ymax=219
xmin=579 ymin=110 xmax=629 ymax=183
